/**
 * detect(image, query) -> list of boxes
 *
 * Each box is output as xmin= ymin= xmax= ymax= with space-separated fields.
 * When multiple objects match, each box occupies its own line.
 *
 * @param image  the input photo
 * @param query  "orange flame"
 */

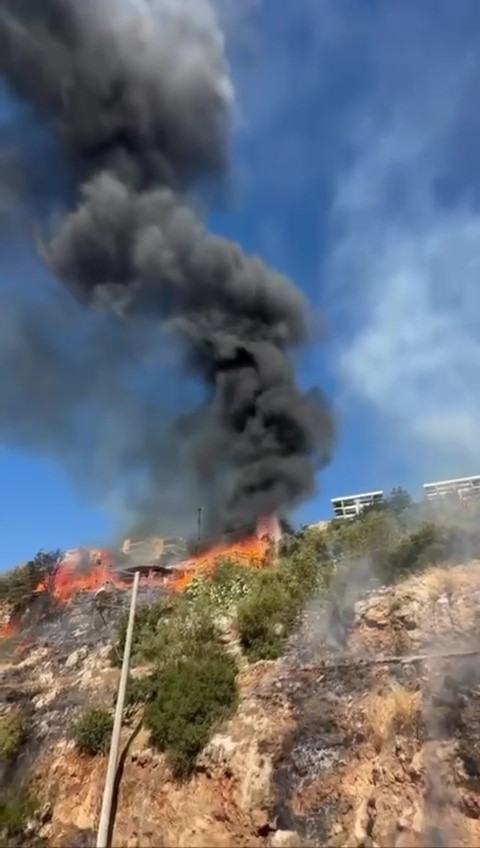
xmin=169 ymin=516 xmax=280 ymax=591
xmin=30 ymin=516 xmax=281 ymax=604
xmin=34 ymin=549 xmax=130 ymax=604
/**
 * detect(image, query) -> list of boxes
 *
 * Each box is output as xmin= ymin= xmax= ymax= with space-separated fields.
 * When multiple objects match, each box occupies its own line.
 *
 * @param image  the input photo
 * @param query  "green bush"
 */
xmin=137 ymin=604 xmax=221 ymax=668
xmin=184 ymin=558 xmax=252 ymax=613
xmin=322 ymin=508 xmax=459 ymax=584
xmin=236 ymin=594 xmax=283 ymax=661
xmin=235 ymin=533 xmax=334 ymax=661
xmin=114 ymin=595 xmax=176 ymax=666
xmin=123 ymin=587 xmax=238 ymax=778
xmin=324 ymin=504 xmax=480 ymax=584
xmin=71 ymin=707 xmax=113 ymax=756
xmin=126 ymin=674 xmax=158 ymax=706
xmin=144 ymin=649 xmax=237 ymax=779
xmin=326 ymin=509 xmax=402 ymax=568
xmin=0 ymin=792 xmax=38 ymax=841
xmin=0 ymin=710 xmax=27 ymax=761
xmin=384 ymin=522 xmax=444 ymax=578
xmin=281 ymin=538 xmax=333 ymax=596
xmin=280 ymin=525 xmax=329 ymax=563
xmin=236 ymin=569 xmax=300 ymax=661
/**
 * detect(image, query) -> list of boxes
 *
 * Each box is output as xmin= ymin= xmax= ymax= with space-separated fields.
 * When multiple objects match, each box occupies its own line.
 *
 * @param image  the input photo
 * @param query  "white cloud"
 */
xmin=328 ymin=53 xmax=480 ymax=473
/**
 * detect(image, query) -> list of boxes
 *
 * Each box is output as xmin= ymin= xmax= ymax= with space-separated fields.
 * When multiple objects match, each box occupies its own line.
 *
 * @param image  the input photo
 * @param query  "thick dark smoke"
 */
xmin=0 ymin=0 xmax=334 ymax=540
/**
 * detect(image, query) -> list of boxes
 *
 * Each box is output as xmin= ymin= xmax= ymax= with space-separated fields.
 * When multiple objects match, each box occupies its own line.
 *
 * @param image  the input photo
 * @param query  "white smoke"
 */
xmin=328 ymin=54 xmax=480 ymax=474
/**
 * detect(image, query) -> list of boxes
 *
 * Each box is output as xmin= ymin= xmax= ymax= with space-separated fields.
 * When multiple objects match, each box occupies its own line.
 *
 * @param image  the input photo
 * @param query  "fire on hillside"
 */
xmin=29 ymin=516 xmax=282 ymax=605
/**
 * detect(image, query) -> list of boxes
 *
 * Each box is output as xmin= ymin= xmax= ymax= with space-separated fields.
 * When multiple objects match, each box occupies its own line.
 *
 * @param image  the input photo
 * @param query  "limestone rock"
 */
xmin=395 ymin=601 xmax=419 ymax=630
xmin=33 ymin=687 xmax=59 ymax=710
xmin=271 ymin=830 xmax=301 ymax=847
xmin=363 ymin=609 xmax=388 ymax=629
xmin=237 ymin=742 xmax=273 ymax=815
xmin=352 ymin=799 xmax=369 ymax=846
xmin=411 ymin=804 xmax=423 ymax=835
xmin=199 ymin=733 xmax=238 ymax=771
xmin=65 ymin=647 xmax=88 ymax=669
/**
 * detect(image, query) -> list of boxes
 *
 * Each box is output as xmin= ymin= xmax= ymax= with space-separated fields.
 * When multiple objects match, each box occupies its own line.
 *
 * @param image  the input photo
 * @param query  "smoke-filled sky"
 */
xmin=2 ymin=0 xmax=480 ymax=565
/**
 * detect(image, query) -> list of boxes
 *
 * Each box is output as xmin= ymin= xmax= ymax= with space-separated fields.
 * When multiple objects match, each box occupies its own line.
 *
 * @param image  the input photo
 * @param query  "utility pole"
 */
xmin=197 ymin=507 xmax=202 ymax=550
xmin=96 ymin=569 xmax=140 ymax=848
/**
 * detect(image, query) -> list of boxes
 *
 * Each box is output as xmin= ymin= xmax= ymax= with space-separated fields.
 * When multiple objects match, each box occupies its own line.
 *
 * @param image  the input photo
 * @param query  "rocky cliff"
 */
xmin=3 ymin=561 xmax=480 ymax=847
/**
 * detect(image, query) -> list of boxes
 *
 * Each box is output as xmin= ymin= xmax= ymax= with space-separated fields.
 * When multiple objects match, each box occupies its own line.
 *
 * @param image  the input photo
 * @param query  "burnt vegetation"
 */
xmin=112 ymin=489 xmax=480 ymax=781
xmin=0 ymin=550 xmax=62 ymax=620
xmin=2 ymin=486 xmax=480 ymax=791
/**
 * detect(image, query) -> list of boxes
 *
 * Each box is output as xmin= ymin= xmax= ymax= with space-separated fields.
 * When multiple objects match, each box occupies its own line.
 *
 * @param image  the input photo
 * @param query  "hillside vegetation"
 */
xmin=118 ymin=489 xmax=480 ymax=776
xmin=0 ymin=550 xmax=62 ymax=619
xmin=2 ymin=489 xmax=480 ymax=845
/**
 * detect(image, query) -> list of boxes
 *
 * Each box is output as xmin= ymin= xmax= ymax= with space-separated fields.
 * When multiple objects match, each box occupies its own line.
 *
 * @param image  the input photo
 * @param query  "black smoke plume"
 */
xmin=0 ymin=0 xmax=334 ymax=541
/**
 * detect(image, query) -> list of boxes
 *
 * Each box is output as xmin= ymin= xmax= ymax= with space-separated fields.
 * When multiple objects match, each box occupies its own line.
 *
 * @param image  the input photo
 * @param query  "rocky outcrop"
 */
xmin=3 ymin=562 xmax=480 ymax=847
xmin=27 ymin=661 xmax=294 ymax=848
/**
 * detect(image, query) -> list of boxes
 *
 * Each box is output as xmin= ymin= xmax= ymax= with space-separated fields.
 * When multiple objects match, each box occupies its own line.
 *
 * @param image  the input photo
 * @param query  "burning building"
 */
xmin=121 ymin=536 xmax=187 ymax=570
xmin=16 ymin=515 xmax=283 ymax=611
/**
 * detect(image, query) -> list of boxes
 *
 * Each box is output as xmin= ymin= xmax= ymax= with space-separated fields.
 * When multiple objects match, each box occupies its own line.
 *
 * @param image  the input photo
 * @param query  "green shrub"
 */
xmin=0 ymin=792 xmax=38 ymax=841
xmin=114 ymin=595 xmax=176 ymax=666
xmin=123 ymin=587 xmax=238 ymax=778
xmin=235 ymin=538 xmax=334 ymax=661
xmin=326 ymin=509 xmax=402 ymax=569
xmin=280 ymin=542 xmax=333 ymax=597
xmin=383 ymin=522 xmax=448 ymax=580
xmin=144 ymin=649 xmax=237 ymax=779
xmin=236 ymin=570 xmax=299 ymax=661
xmin=184 ymin=558 xmax=252 ymax=612
xmin=0 ymin=710 xmax=27 ymax=761
xmin=140 ymin=604 xmax=221 ymax=668
xmin=126 ymin=673 xmax=159 ymax=706
xmin=71 ymin=707 xmax=113 ymax=756
xmin=322 ymin=508 xmax=463 ymax=584
xmin=280 ymin=526 xmax=329 ymax=564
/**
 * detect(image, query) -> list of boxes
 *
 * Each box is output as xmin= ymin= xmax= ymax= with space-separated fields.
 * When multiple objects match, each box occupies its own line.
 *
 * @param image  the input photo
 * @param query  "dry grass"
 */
xmin=364 ymin=684 xmax=421 ymax=752
xmin=410 ymin=562 xmax=480 ymax=602
xmin=427 ymin=568 xmax=459 ymax=601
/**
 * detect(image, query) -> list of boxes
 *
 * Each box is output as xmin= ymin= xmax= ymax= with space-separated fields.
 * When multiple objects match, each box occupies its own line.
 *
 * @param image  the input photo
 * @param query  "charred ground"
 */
xmin=2 ymin=497 xmax=480 ymax=846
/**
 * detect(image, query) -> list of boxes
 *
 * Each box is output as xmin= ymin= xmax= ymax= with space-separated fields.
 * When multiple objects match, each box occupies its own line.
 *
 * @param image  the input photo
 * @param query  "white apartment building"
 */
xmin=331 ymin=490 xmax=384 ymax=520
xmin=423 ymin=475 xmax=480 ymax=503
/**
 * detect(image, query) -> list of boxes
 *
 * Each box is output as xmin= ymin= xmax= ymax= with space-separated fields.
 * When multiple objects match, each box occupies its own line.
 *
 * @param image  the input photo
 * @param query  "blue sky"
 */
xmin=2 ymin=0 xmax=480 ymax=567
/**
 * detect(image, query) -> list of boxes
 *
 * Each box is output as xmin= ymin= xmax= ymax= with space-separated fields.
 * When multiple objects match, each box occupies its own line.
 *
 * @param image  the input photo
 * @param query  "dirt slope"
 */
xmin=2 ymin=562 xmax=480 ymax=847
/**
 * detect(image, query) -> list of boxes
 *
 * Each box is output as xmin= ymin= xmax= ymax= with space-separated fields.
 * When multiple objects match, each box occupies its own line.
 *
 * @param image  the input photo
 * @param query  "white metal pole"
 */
xmin=96 ymin=569 xmax=140 ymax=848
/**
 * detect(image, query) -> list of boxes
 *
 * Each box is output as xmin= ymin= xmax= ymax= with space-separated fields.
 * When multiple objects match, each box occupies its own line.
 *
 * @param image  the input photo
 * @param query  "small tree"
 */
xmin=71 ymin=707 xmax=113 ymax=756
xmin=145 ymin=651 xmax=237 ymax=779
xmin=0 ymin=792 xmax=38 ymax=841
xmin=0 ymin=709 xmax=28 ymax=761
xmin=26 ymin=549 xmax=62 ymax=595
xmin=386 ymin=487 xmax=413 ymax=515
xmin=2 ymin=549 xmax=63 ymax=618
